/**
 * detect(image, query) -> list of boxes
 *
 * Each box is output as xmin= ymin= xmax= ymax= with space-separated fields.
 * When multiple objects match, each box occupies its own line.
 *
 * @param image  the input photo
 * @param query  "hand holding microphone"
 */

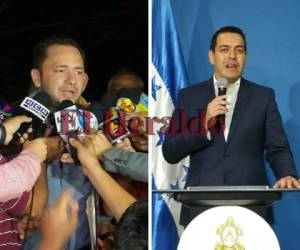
xmin=68 ymin=137 xmax=101 ymax=176
xmin=23 ymin=138 xmax=48 ymax=163
xmin=54 ymin=100 xmax=99 ymax=164
xmin=205 ymin=78 xmax=229 ymax=131
xmin=99 ymin=88 xmax=149 ymax=145
xmin=10 ymin=91 xmax=51 ymax=144
xmin=1 ymin=115 xmax=32 ymax=145
xmin=96 ymin=95 xmax=131 ymax=144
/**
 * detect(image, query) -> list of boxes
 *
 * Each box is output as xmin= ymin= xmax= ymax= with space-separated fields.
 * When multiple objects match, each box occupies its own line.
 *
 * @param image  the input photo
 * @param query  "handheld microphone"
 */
xmin=100 ymin=90 xmax=149 ymax=144
xmin=216 ymin=78 xmax=228 ymax=123
xmin=54 ymin=100 xmax=98 ymax=164
xmin=11 ymin=91 xmax=51 ymax=143
xmin=115 ymin=89 xmax=148 ymax=113
xmin=89 ymin=101 xmax=130 ymax=144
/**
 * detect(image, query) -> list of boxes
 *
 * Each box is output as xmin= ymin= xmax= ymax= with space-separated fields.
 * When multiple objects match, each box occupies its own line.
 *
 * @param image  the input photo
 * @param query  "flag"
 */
xmin=151 ymin=0 xmax=190 ymax=249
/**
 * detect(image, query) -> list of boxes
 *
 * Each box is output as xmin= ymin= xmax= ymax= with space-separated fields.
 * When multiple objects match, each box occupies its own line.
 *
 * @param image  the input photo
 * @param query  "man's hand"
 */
xmin=23 ymin=138 xmax=48 ymax=162
xmin=69 ymin=137 xmax=101 ymax=176
xmin=45 ymin=136 xmax=64 ymax=162
xmin=273 ymin=176 xmax=300 ymax=188
xmin=115 ymin=137 xmax=135 ymax=152
xmin=39 ymin=191 xmax=79 ymax=250
xmin=126 ymin=112 xmax=148 ymax=152
xmin=17 ymin=214 xmax=41 ymax=240
xmin=2 ymin=115 xmax=32 ymax=144
xmin=205 ymin=95 xmax=228 ymax=131
xmin=87 ymin=131 xmax=113 ymax=161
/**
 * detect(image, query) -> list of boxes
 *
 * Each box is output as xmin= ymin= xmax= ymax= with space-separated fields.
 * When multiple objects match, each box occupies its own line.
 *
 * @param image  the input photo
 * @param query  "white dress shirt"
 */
xmin=213 ymin=75 xmax=241 ymax=141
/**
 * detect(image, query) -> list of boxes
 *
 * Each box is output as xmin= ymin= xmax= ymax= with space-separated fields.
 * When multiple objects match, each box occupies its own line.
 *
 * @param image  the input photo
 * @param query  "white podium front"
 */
xmin=177 ymin=206 xmax=280 ymax=250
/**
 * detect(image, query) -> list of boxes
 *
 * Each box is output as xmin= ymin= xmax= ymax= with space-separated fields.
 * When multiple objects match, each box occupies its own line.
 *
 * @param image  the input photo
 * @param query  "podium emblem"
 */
xmin=178 ymin=206 xmax=280 ymax=250
xmin=215 ymin=216 xmax=245 ymax=250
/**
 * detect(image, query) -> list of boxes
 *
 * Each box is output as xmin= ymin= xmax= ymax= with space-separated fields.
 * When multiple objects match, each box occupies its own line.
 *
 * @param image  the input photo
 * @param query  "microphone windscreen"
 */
xmin=116 ymin=88 xmax=141 ymax=104
xmin=216 ymin=78 xmax=228 ymax=96
xmin=100 ymin=93 xmax=118 ymax=109
xmin=89 ymin=102 xmax=106 ymax=124
xmin=32 ymin=91 xmax=52 ymax=106
xmin=216 ymin=78 xmax=228 ymax=89
xmin=58 ymin=100 xmax=75 ymax=110
xmin=10 ymin=91 xmax=51 ymax=143
xmin=17 ymin=91 xmax=51 ymax=122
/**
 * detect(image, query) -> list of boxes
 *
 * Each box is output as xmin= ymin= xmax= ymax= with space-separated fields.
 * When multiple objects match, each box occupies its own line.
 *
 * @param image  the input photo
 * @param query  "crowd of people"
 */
xmin=0 ymin=36 xmax=148 ymax=250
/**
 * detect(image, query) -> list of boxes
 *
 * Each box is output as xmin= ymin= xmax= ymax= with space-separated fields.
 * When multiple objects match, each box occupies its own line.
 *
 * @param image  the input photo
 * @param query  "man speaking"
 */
xmin=162 ymin=26 xmax=300 ymax=226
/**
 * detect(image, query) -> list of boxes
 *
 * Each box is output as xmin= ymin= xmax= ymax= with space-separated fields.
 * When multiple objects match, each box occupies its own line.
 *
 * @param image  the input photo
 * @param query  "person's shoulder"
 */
xmin=179 ymin=79 xmax=212 ymax=96
xmin=242 ymin=78 xmax=274 ymax=94
xmin=1 ymin=191 xmax=30 ymax=215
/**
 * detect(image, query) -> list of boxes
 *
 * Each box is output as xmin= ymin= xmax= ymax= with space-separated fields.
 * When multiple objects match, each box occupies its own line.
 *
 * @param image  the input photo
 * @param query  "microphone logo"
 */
xmin=54 ymin=108 xmax=98 ymax=142
xmin=116 ymin=97 xmax=136 ymax=113
xmin=20 ymin=97 xmax=50 ymax=122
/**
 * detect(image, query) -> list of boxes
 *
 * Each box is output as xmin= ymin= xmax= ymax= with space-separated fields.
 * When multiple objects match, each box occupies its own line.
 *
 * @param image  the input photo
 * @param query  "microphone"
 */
xmin=54 ymin=100 xmax=98 ymax=141
xmin=100 ymin=89 xmax=145 ymax=112
xmin=216 ymin=78 xmax=228 ymax=123
xmin=99 ymin=93 xmax=118 ymax=110
xmin=89 ymin=101 xmax=130 ymax=144
xmin=100 ymin=90 xmax=147 ymax=144
xmin=11 ymin=91 xmax=51 ymax=143
xmin=54 ymin=100 xmax=98 ymax=164
xmin=115 ymin=89 xmax=148 ymax=113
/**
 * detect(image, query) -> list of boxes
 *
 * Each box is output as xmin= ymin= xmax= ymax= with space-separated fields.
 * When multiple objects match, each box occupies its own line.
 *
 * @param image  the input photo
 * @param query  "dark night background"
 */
xmin=0 ymin=0 xmax=148 ymax=103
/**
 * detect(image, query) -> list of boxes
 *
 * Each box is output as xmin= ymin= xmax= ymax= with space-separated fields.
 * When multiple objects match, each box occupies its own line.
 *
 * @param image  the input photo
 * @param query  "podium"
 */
xmin=153 ymin=187 xmax=300 ymax=224
xmin=153 ymin=188 xmax=300 ymax=249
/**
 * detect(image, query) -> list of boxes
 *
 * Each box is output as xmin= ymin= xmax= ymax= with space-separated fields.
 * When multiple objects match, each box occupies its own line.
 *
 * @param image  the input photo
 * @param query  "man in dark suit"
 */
xmin=162 ymin=26 xmax=300 ymax=226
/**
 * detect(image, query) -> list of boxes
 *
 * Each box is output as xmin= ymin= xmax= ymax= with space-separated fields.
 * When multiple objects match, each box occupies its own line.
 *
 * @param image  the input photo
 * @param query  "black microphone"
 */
xmin=89 ymin=102 xmax=130 ymax=144
xmin=11 ymin=91 xmax=51 ymax=143
xmin=216 ymin=78 xmax=228 ymax=123
xmin=54 ymin=100 xmax=80 ymax=165
xmin=116 ymin=88 xmax=141 ymax=104
xmin=99 ymin=93 xmax=118 ymax=110
xmin=114 ymin=88 xmax=142 ymax=113
xmin=54 ymin=100 xmax=99 ymax=164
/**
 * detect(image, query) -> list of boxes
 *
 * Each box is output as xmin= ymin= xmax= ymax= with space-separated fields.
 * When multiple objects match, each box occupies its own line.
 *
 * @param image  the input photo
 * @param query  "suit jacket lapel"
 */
xmin=203 ymin=78 xmax=215 ymax=104
xmin=226 ymin=78 xmax=253 ymax=146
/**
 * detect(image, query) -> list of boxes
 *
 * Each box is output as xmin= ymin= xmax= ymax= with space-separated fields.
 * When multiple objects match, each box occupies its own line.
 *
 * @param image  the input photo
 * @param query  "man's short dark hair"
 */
xmin=210 ymin=26 xmax=247 ymax=52
xmin=32 ymin=36 xmax=86 ymax=70
xmin=116 ymin=200 xmax=148 ymax=250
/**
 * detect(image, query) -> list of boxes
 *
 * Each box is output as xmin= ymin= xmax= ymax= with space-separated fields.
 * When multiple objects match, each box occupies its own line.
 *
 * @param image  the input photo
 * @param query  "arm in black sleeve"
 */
xmin=265 ymin=89 xmax=298 ymax=178
xmin=162 ymin=89 xmax=211 ymax=164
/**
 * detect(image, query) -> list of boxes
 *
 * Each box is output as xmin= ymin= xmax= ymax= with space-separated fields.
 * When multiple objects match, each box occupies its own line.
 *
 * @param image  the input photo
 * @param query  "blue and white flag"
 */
xmin=151 ymin=0 xmax=190 ymax=249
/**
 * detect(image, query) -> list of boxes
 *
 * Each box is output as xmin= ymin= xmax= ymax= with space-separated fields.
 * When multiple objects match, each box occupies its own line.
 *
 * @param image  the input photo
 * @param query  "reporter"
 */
xmin=69 ymin=138 xmax=148 ymax=249
xmin=0 ymin=115 xmax=57 ymax=250
xmin=0 ymin=115 xmax=32 ymax=145
xmin=69 ymin=137 xmax=136 ymax=221
xmin=0 ymin=116 xmax=47 ymax=202
xmin=88 ymin=132 xmax=148 ymax=183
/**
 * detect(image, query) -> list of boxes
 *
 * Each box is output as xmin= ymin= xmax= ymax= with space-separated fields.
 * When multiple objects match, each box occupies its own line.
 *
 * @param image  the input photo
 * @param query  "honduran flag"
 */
xmin=151 ymin=0 xmax=190 ymax=249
